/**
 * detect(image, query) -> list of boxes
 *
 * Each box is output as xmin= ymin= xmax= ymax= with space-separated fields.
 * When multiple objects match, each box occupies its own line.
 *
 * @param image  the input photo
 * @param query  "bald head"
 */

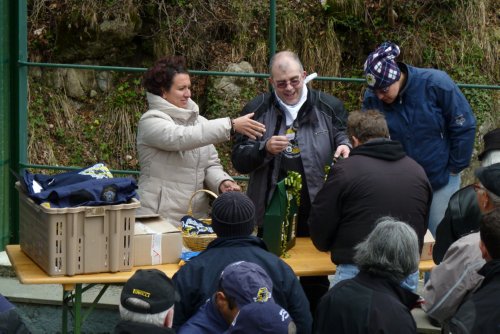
xmin=269 ymin=51 xmax=304 ymax=77
xmin=268 ymin=51 xmax=306 ymax=105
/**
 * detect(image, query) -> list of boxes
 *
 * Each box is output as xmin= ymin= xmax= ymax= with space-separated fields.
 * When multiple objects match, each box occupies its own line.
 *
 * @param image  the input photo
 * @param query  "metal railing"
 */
xmin=2 ymin=0 xmax=499 ymax=247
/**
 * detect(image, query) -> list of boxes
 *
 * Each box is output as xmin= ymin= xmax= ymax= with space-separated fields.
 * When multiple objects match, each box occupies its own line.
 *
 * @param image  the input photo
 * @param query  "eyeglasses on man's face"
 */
xmin=473 ymin=183 xmax=486 ymax=193
xmin=374 ymin=85 xmax=390 ymax=94
xmin=274 ymin=77 xmax=302 ymax=89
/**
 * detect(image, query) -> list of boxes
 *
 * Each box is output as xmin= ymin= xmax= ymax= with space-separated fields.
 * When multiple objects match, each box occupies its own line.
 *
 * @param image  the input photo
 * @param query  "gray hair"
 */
xmin=354 ymin=217 xmax=419 ymax=283
xmin=119 ymin=303 xmax=172 ymax=327
xmin=268 ymin=51 xmax=304 ymax=75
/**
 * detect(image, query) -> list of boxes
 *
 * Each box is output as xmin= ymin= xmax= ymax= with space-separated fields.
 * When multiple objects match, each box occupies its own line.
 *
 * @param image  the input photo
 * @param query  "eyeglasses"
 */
xmin=473 ymin=183 xmax=485 ymax=193
xmin=274 ymin=78 xmax=302 ymax=89
xmin=374 ymin=86 xmax=390 ymax=94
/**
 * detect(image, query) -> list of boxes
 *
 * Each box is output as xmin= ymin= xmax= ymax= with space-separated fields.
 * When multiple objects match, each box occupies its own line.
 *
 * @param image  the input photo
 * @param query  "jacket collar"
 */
xmin=205 ymin=235 xmax=269 ymax=251
xmin=146 ymin=92 xmax=199 ymax=122
xmin=350 ymin=139 xmax=406 ymax=161
xmin=396 ymin=62 xmax=411 ymax=103
xmin=355 ymin=271 xmax=420 ymax=309
xmin=478 ymin=259 xmax=500 ymax=286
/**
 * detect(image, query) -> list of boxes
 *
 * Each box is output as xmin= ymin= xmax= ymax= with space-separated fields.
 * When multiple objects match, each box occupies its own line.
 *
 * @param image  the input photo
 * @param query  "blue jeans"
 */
xmin=331 ymin=264 xmax=419 ymax=293
xmin=428 ymin=173 xmax=461 ymax=237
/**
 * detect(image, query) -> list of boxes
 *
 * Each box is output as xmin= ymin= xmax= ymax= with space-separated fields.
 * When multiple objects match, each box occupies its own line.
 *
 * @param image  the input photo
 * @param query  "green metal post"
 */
xmin=0 ymin=0 xmax=12 ymax=248
xmin=9 ymin=0 xmax=28 ymax=244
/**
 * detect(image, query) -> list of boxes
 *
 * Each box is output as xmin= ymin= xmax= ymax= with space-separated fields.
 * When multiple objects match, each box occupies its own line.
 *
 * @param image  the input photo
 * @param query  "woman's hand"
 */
xmin=232 ymin=113 xmax=266 ymax=140
xmin=219 ymin=180 xmax=241 ymax=193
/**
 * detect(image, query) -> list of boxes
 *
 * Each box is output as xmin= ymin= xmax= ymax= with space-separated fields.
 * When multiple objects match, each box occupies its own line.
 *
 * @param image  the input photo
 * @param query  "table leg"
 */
xmin=61 ymin=283 xmax=83 ymax=333
xmin=74 ymin=284 xmax=83 ymax=334
xmin=61 ymin=283 xmax=108 ymax=333
xmin=62 ymin=289 xmax=69 ymax=334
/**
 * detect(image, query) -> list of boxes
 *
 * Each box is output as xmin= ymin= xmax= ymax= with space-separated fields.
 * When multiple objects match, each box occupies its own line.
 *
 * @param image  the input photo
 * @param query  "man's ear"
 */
xmin=479 ymin=239 xmax=491 ymax=261
xmin=215 ymin=291 xmax=228 ymax=308
xmin=351 ymin=136 xmax=360 ymax=148
xmin=164 ymin=307 xmax=174 ymax=328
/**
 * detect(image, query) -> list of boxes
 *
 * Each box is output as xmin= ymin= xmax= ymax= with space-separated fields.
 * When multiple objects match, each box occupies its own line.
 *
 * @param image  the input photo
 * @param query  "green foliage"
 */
xmin=105 ymin=77 xmax=144 ymax=109
xmin=204 ymin=83 xmax=264 ymax=120
xmin=205 ymin=81 xmax=266 ymax=174
xmin=25 ymin=0 xmax=499 ymax=176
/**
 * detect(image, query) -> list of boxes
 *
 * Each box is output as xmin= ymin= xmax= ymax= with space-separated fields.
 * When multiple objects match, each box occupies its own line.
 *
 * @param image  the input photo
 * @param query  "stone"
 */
xmin=65 ymin=69 xmax=85 ymax=98
xmin=214 ymin=61 xmax=255 ymax=96
xmin=97 ymin=71 xmax=112 ymax=92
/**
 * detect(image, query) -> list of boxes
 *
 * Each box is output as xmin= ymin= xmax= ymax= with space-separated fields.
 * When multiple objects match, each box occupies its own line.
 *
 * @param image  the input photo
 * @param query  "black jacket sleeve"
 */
xmin=308 ymin=162 xmax=346 ymax=252
xmin=231 ymin=94 xmax=273 ymax=174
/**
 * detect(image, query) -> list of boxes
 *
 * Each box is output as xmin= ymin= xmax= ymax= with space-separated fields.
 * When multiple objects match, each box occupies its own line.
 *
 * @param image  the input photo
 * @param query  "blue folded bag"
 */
xmin=22 ymin=163 xmax=138 ymax=208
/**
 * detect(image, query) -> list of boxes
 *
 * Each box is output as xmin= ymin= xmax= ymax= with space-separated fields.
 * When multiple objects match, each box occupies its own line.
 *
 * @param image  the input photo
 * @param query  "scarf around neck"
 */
xmin=275 ymin=85 xmax=308 ymax=126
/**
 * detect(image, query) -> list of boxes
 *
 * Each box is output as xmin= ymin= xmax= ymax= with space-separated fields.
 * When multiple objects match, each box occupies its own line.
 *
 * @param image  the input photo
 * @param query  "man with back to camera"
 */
xmin=172 ymin=191 xmax=312 ymax=333
xmin=178 ymin=260 xmax=295 ymax=334
xmin=231 ymin=50 xmax=351 ymax=313
xmin=309 ymin=109 xmax=432 ymax=290
xmin=314 ymin=217 xmax=422 ymax=334
xmin=114 ymin=269 xmax=178 ymax=334
xmin=225 ymin=299 xmax=296 ymax=334
xmin=362 ymin=41 xmax=476 ymax=237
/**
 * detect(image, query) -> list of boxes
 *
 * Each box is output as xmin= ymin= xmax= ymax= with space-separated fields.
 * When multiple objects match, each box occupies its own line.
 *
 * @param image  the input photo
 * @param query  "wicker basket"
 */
xmin=182 ymin=189 xmax=218 ymax=251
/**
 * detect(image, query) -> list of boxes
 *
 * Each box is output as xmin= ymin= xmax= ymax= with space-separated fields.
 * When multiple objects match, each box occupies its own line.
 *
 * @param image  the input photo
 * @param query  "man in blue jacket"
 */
xmin=172 ymin=192 xmax=312 ymax=333
xmin=362 ymin=41 xmax=476 ymax=237
xmin=178 ymin=261 xmax=280 ymax=334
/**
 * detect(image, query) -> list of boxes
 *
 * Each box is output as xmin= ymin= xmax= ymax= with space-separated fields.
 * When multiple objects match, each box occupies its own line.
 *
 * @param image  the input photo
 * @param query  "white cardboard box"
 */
xmin=134 ymin=217 xmax=182 ymax=266
xmin=420 ymin=229 xmax=435 ymax=261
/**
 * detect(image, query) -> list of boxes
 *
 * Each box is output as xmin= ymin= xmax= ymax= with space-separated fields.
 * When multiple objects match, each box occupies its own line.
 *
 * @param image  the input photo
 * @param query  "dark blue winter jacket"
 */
xmin=172 ymin=236 xmax=312 ymax=333
xmin=363 ymin=63 xmax=476 ymax=190
xmin=177 ymin=298 xmax=227 ymax=334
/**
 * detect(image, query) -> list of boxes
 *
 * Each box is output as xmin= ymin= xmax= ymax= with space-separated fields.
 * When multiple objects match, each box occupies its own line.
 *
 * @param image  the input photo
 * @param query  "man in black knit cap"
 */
xmin=172 ymin=191 xmax=312 ymax=333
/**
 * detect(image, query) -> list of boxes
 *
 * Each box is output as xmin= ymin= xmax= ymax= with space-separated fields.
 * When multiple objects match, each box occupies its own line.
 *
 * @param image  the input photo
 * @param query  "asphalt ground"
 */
xmin=15 ymin=302 xmax=120 ymax=334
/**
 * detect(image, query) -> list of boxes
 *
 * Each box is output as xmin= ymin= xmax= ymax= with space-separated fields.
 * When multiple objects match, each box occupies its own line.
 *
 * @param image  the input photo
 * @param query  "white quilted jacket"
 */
xmin=137 ymin=93 xmax=233 ymax=227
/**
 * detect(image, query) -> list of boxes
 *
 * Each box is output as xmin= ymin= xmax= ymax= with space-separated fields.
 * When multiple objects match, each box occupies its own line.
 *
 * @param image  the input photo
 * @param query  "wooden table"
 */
xmin=6 ymin=238 xmax=434 ymax=333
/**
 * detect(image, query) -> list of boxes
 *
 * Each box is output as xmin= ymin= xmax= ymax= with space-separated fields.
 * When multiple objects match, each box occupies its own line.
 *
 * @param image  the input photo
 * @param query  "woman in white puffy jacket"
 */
xmin=137 ymin=56 xmax=265 ymax=226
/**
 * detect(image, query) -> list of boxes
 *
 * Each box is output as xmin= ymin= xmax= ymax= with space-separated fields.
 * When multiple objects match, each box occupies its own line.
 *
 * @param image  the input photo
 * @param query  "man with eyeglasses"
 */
xmin=422 ymin=163 xmax=500 ymax=331
xmin=362 ymin=41 xmax=476 ymax=238
xmin=231 ymin=50 xmax=351 ymax=315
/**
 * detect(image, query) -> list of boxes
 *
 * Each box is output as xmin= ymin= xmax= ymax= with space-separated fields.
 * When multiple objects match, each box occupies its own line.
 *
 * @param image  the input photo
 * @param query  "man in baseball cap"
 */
xmin=173 ymin=192 xmax=311 ymax=333
xmin=433 ymin=128 xmax=500 ymax=264
xmin=114 ymin=269 xmax=179 ymax=333
xmin=178 ymin=261 xmax=279 ymax=334
xmin=225 ymin=301 xmax=296 ymax=334
xmin=423 ymin=162 xmax=500 ymax=328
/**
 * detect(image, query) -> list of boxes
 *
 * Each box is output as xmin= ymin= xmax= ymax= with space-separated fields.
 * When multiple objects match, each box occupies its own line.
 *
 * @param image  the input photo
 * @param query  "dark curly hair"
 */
xmin=142 ymin=56 xmax=189 ymax=96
